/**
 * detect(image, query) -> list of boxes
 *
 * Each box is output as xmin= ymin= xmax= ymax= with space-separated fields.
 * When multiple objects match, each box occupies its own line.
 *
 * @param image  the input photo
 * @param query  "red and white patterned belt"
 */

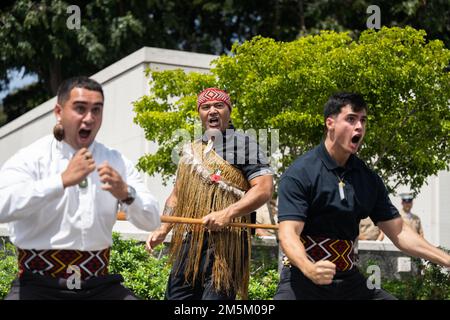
xmin=283 ymin=235 xmax=355 ymax=272
xmin=17 ymin=247 xmax=110 ymax=280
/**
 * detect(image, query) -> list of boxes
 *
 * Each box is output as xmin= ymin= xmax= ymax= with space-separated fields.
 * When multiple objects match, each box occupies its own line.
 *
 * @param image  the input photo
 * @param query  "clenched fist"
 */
xmin=303 ymin=260 xmax=337 ymax=285
xmin=62 ymin=148 xmax=96 ymax=188
xmin=202 ymin=208 xmax=232 ymax=231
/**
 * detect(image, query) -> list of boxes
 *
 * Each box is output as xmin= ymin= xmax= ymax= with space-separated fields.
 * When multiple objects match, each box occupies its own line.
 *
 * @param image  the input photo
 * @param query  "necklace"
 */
xmin=334 ymin=171 xmax=346 ymax=201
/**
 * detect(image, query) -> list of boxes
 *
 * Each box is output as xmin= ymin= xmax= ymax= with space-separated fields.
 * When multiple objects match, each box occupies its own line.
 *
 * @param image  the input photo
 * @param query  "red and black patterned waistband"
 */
xmin=283 ymin=235 xmax=355 ymax=272
xmin=17 ymin=247 xmax=110 ymax=280
xmin=301 ymin=235 xmax=355 ymax=271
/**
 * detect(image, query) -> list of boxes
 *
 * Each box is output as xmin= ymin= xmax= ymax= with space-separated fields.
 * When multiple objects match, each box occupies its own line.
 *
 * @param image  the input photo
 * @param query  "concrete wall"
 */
xmin=390 ymin=170 xmax=450 ymax=248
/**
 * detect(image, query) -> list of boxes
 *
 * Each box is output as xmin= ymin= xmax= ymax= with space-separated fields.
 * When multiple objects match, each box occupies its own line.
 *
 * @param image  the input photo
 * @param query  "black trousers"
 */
xmin=4 ymin=271 xmax=139 ymax=300
xmin=274 ymin=266 xmax=397 ymax=300
xmin=165 ymin=233 xmax=236 ymax=300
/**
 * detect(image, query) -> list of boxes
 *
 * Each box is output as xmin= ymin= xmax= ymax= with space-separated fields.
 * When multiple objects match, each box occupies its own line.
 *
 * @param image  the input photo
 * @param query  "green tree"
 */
xmin=304 ymin=0 xmax=450 ymax=48
xmin=0 ymin=241 xmax=18 ymax=299
xmin=0 ymin=109 xmax=6 ymax=127
xmin=0 ymin=0 xmax=148 ymax=96
xmin=0 ymin=0 xmax=300 ymax=124
xmin=109 ymin=233 xmax=170 ymax=299
xmin=1 ymin=83 xmax=48 ymax=123
xmin=134 ymin=27 xmax=450 ymax=194
xmin=2 ymin=0 xmax=449 ymax=95
xmin=2 ymin=0 xmax=450 ymax=126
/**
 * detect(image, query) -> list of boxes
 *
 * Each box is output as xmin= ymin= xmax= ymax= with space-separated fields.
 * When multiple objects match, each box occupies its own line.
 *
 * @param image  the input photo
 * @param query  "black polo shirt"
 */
xmin=200 ymin=129 xmax=274 ymax=230
xmin=278 ymin=142 xmax=400 ymax=240
xmin=201 ymin=129 xmax=274 ymax=181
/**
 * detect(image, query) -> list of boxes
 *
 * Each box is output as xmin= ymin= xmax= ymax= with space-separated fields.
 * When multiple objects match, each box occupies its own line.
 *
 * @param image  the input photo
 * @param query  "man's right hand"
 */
xmin=61 ymin=148 xmax=96 ymax=188
xmin=145 ymin=229 xmax=168 ymax=253
xmin=303 ymin=260 xmax=337 ymax=285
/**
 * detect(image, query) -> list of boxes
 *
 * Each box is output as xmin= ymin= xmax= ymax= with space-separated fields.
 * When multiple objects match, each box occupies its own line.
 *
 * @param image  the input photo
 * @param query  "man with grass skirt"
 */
xmin=146 ymin=88 xmax=274 ymax=300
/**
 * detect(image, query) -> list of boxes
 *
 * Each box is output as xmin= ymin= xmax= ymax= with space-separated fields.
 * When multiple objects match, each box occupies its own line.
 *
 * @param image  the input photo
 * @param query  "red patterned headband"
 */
xmin=197 ymin=88 xmax=231 ymax=110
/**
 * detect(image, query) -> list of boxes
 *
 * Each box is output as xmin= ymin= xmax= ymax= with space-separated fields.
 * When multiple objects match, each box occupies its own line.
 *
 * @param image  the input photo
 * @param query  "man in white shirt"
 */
xmin=0 ymin=76 xmax=160 ymax=299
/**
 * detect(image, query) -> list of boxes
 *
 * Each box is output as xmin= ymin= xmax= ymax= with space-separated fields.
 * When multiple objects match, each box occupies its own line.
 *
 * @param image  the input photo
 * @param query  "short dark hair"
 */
xmin=323 ymin=92 xmax=368 ymax=121
xmin=57 ymin=76 xmax=104 ymax=105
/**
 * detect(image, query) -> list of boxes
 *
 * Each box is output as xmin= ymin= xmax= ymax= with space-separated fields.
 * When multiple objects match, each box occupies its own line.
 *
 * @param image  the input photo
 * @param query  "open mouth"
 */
xmin=208 ymin=117 xmax=220 ymax=127
xmin=79 ymin=129 xmax=92 ymax=140
xmin=351 ymin=134 xmax=361 ymax=144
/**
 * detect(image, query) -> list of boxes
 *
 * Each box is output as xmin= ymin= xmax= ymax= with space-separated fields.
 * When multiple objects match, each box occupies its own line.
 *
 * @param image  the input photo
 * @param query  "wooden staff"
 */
xmin=117 ymin=211 xmax=127 ymax=221
xmin=116 ymin=212 xmax=278 ymax=229
xmin=161 ymin=215 xmax=278 ymax=230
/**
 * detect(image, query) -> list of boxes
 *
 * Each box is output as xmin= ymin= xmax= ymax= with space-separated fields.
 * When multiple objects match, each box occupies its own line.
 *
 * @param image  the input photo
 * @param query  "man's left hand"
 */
xmin=97 ymin=161 xmax=128 ymax=200
xmin=202 ymin=208 xmax=232 ymax=231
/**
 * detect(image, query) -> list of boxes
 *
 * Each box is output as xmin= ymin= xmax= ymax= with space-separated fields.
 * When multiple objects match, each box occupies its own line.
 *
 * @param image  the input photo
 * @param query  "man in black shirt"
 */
xmin=274 ymin=92 xmax=450 ymax=300
xmin=146 ymin=88 xmax=273 ymax=300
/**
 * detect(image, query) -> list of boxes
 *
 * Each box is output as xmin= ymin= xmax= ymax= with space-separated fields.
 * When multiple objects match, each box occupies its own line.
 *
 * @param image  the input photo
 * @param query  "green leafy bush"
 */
xmin=109 ymin=232 xmax=170 ymax=299
xmin=248 ymin=241 xmax=279 ymax=299
xmin=248 ymin=269 xmax=279 ymax=300
xmin=383 ymin=253 xmax=450 ymax=300
xmin=360 ymin=252 xmax=450 ymax=300
xmin=0 ymin=240 xmax=18 ymax=299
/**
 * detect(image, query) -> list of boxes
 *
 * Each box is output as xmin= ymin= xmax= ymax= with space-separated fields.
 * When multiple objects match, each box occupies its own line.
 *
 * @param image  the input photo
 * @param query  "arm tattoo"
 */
xmin=163 ymin=204 xmax=175 ymax=216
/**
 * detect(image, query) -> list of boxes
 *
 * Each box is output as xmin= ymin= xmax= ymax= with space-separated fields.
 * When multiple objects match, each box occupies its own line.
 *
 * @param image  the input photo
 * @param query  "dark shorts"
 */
xmin=274 ymin=266 xmax=397 ymax=300
xmin=4 ymin=271 xmax=139 ymax=300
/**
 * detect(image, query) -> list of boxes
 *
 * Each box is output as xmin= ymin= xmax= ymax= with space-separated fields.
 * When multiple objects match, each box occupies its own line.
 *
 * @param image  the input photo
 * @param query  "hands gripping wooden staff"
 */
xmin=116 ymin=212 xmax=279 ymax=230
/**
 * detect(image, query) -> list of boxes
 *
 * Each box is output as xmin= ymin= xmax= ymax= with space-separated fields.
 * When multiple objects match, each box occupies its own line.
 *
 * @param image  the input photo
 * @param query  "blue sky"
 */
xmin=0 ymin=69 xmax=38 ymax=103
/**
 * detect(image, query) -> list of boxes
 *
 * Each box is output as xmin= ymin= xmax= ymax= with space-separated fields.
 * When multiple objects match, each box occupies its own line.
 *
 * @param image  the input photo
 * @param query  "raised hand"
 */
xmin=62 ymin=148 xmax=96 ymax=188
xmin=97 ymin=161 xmax=128 ymax=201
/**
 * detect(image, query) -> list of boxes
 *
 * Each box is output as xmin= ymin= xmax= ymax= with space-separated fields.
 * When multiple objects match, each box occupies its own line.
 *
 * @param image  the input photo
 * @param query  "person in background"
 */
xmin=399 ymin=193 xmax=424 ymax=237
